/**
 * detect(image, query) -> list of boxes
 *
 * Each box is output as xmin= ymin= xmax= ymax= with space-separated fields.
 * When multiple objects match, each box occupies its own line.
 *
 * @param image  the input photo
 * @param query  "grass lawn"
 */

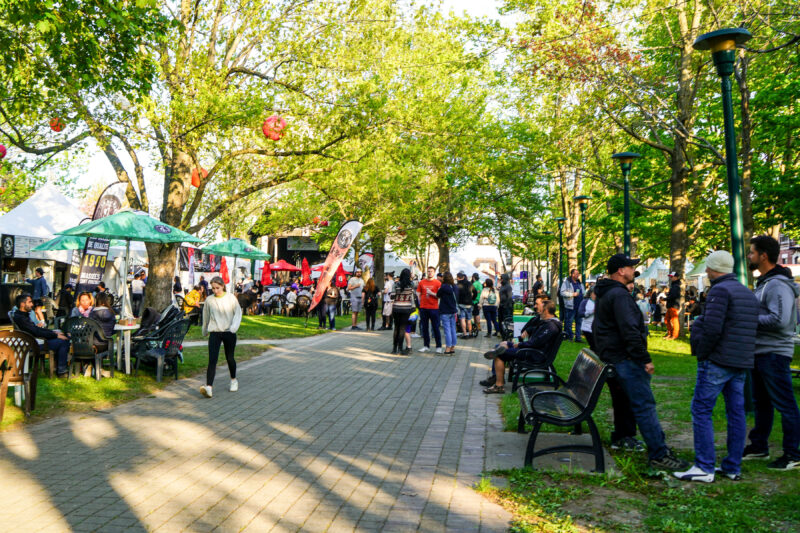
xmin=183 ymin=313 xmax=332 ymax=341
xmin=483 ymin=331 xmax=800 ymax=532
xmin=1 ymin=343 xmax=270 ymax=431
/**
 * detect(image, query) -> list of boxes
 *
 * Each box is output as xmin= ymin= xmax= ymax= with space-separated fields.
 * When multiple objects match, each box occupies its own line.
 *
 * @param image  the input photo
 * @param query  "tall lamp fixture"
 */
xmin=574 ymin=196 xmax=591 ymax=284
xmin=543 ymin=230 xmax=554 ymax=292
xmin=555 ymin=217 xmax=567 ymax=312
xmin=693 ymin=27 xmax=752 ymax=285
xmin=611 ymin=152 xmax=641 ymax=257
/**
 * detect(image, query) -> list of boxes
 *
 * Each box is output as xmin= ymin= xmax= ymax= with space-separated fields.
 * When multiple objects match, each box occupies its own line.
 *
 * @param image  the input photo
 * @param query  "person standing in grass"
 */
xmin=200 ymin=276 xmax=242 ymax=399
xmin=674 ymin=251 xmax=759 ymax=483
xmin=742 ymin=235 xmax=800 ymax=470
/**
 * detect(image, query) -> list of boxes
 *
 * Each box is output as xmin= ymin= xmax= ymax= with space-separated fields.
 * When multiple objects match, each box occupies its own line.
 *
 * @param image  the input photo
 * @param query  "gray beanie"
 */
xmin=706 ymin=250 xmax=734 ymax=274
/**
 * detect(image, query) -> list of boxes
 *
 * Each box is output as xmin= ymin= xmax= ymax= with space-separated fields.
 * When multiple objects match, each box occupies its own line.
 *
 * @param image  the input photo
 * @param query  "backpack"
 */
xmin=487 ymin=289 xmax=497 ymax=305
xmin=576 ymin=297 xmax=589 ymax=319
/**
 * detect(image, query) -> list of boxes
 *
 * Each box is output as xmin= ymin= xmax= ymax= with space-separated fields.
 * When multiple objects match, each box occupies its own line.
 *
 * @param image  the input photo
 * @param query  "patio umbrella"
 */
xmin=57 ymin=210 xmax=202 ymax=319
xmin=33 ymin=234 xmax=130 ymax=251
xmin=201 ymin=238 xmax=271 ymax=291
xmin=270 ymin=259 xmax=301 ymax=272
xmin=300 ymin=258 xmax=312 ymax=286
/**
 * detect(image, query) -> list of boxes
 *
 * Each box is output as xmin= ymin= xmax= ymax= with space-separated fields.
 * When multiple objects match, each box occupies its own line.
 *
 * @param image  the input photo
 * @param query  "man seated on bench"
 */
xmin=482 ymin=298 xmax=561 ymax=394
xmin=13 ymin=293 xmax=71 ymax=378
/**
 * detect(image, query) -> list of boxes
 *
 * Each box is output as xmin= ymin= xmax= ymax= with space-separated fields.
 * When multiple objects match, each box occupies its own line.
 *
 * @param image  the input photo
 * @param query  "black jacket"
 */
xmin=499 ymin=282 xmax=513 ymax=311
xmin=13 ymin=309 xmax=57 ymax=340
xmin=456 ymin=279 xmax=474 ymax=306
xmin=666 ymin=279 xmax=681 ymax=309
xmin=89 ymin=307 xmax=117 ymax=339
xmin=690 ymin=274 xmax=758 ymax=369
xmin=592 ymin=278 xmax=650 ymax=364
xmin=515 ymin=317 xmax=561 ymax=353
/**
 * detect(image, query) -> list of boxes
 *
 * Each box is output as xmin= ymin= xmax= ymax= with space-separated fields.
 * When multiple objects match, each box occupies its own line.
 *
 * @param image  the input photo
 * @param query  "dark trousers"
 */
xmin=419 ymin=308 xmax=441 ymax=348
xmin=613 ymin=359 xmax=666 ymax=459
xmin=318 ymin=305 xmax=326 ymax=327
xmin=483 ymin=305 xmax=499 ymax=335
xmin=365 ymin=305 xmax=378 ymax=330
xmin=46 ymin=337 xmax=70 ymax=375
xmin=392 ymin=310 xmax=412 ymax=350
xmin=207 ymin=331 xmax=237 ymax=386
xmin=749 ymin=353 xmax=800 ymax=459
xmin=131 ymin=293 xmax=143 ymax=317
xmin=584 ymin=331 xmax=596 ymax=351
xmin=563 ymin=308 xmax=582 ymax=340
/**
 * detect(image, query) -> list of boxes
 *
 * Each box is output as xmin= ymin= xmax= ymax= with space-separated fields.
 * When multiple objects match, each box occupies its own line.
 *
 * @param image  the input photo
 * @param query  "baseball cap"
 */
xmin=457 ymin=271 xmax=466 ymax=277
xmin=606 ymin=254 xmax=641 ymax=274
xmin=668 ymin=271 xmax=678 ymax=277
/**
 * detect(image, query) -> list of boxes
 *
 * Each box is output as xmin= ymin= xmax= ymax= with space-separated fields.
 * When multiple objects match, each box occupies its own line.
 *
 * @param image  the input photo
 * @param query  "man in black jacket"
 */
xmin=13 ymin=293 xmax=70 ymax=377
xmin=674 ymin=251 xmax=759 ymax=483
xmin=456 ymin=272 xmax=476 ymax=338
xmin=594 ymin=254 xmax=689 ymax=471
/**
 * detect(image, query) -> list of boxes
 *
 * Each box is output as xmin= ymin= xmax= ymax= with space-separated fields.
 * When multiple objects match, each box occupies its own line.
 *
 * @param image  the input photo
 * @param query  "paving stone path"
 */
xmin=0 ymin=327 xmax=512 ymax=532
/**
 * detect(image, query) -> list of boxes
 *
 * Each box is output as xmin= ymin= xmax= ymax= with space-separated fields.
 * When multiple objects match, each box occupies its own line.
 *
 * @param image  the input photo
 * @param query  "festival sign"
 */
xmin=309 ymin=220 xmax=363 ymax=311
xmin=75 ymin=238 xmax=110 ymax=293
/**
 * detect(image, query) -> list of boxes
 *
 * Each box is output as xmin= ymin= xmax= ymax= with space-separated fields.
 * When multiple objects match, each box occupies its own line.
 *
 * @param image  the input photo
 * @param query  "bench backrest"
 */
xmin=564 ymin=348 xmax=612 ymax=409
xmin=64 ymin=317 xmax=103 ymax=357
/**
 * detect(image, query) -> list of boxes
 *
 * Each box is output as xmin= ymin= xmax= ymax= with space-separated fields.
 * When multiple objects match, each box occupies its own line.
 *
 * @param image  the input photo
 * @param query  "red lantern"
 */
xmin=49 ymin=117 xmax=65 ymax=132
xmin=0 ymin=145 xmax=6 ymax=159
xmin=312 ymin=216 xmax=321 ymax=225
xmin=262 ymin=115 xmax=287 ymax=141
xmin=321 ymin=220 xmax=329 ymax=227
xmin=191 ymin=168 xmax=208 ymax=188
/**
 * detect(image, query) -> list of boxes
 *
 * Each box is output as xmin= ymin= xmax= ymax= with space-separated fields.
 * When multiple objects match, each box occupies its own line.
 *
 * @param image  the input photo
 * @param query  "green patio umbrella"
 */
xmin=57 ymin=211 xmax=202 ymax=320
xmin=32 ymin=235 xmax=128 ymax=252
xmin=201 ymin=238 xmax=270 ymax=291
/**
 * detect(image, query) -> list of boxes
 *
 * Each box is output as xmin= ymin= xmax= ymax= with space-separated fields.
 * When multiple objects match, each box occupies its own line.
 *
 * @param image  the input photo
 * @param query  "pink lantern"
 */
xmin=262 ymin=116 xmax=287 ymax=141
xmin=0 ymin=145 xmax=6 ymax=159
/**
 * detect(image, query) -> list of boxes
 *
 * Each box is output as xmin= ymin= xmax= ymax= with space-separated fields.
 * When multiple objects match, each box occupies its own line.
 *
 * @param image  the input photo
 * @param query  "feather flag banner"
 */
xmin=309 ymin=220 xmax=363 ymax=311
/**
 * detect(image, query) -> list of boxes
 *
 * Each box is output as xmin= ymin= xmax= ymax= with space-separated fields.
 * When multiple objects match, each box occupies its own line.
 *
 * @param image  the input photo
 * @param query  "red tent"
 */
xmin=300 ymin=258 xmax=312 ymax=286
xmin=220 ymin=256 xmax=230 ymax=284
xmin=270 ymin=259 xmax=301 ymax=272
xmin=335 ymin=263 xmax=348 ymax=288
xmin=260 ymin=260 xmax=273 ymax=285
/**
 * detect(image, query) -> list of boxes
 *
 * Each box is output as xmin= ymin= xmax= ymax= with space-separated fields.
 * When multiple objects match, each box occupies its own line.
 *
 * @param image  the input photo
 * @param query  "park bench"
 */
xmin=516 ymin=348 xmax=614 ymax=472
xmin=508 ymin=336 xmax=563 ymax=392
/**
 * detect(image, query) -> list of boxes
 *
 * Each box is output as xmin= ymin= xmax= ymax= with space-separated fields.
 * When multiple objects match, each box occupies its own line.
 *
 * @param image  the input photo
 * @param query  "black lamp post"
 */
xmin=555 ymin=217 xmax=566 ymax=312
xmin=543 ymin=230 xmax=554 ymax=292
xmin=574 ymin=196 xmax=590 ymax=284
xmin=611 ymin=152 xmax=641 ymax=257
xmin=693 ymin=27 xmax=752 ymax=285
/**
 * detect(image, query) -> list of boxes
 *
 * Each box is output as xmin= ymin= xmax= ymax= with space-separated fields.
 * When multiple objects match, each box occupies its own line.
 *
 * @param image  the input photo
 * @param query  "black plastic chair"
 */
xmin=64 ymin=317 xmax=114 ymax=380
xmin=0 ymin=330 xmax=41 ymax=417
xmin=133 ymin=319 xmax=190 ymax=382
xmin=8 ymin=310 xmax=57 ymax=378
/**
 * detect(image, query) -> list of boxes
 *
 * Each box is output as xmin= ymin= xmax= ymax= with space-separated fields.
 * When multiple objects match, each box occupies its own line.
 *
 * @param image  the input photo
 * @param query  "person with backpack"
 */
xmin=323 ymin=284 xmax=340 ymax=330
xmin=456 ymin=271 xmax=476 ymax=338
xmin=480 ymin=278 xmax=500 ymax=337
xmin=471 ymin=273 xmax=483 ymax=335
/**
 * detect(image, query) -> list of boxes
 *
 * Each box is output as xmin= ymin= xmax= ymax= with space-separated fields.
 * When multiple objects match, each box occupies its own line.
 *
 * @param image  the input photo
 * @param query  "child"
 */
xmin=636 ymin=292 xmax=651 ymax=335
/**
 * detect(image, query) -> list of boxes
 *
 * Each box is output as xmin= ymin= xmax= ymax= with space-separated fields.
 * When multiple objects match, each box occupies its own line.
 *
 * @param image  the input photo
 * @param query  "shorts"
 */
xmin=457 ymin=304 xmax=473 ymax=320
xmin=350 ymin=297 xmax=363 ymax=313
xmin=472 ymin=304 xmax=480 ymax=316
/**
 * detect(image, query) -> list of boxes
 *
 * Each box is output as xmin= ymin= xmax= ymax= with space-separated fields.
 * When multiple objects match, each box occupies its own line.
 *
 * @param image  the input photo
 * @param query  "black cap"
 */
xmin=457 ymin=271 xmax=466 ymax=278
xmin=607 ymin=254 xmax=641 ymax=274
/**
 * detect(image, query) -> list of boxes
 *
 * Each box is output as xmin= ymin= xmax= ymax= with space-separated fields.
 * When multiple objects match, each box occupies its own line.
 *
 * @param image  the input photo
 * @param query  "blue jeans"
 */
xmin=614 ymin=359 xmax=668 ymax=459
xmin=441 ymin=313 xmax=457 ymax=347
xmin=325 ymin=304 xmax=337 ymax=329
xmin=749 ymin=353 xmax=800 ymax=459
xmin=419 ymin=308 xmax=441 ymax=348
xmin=691 ymin=360 xmax=747 ymax=474
xmin=483 ymin=306 xmax=499 ymax=335
xmin=46 ymin=337 xmax=70 ymax=375
xmin=563 ymin=308 xmax=582 ymax=340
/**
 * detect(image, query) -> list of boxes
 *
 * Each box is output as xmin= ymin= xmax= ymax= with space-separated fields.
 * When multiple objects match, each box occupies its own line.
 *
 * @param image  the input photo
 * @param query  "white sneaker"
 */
xmin=229 ymin=379 xmax=239 ymax=392
xmin=411 ymin=333 xmax=421 ymax=338
xmin=673 ymin=465 xmax=714 ymax=483
xmin=418 ymin=347 xmax=430 ymax=353
xmin=200 ymin=385 xmax=213 ymax=398
xmin=435 ymin=347 xmax=444 ymax=354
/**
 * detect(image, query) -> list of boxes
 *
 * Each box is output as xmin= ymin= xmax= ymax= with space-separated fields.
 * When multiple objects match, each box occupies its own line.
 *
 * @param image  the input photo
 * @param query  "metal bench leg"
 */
xmin=518 ymin=411 xmax=527 ymax=434
xmin=587 ymin=416 xmax=605 ymax=473
xmin=95 ymin=356 xmax=102 ymax=381
xmin=156 ymin=357 xmax=164 ymax=383
xmin=524 ymin=420 xmax=543 ymax=467
xmin=573 ymin=423 xmax=583 ymax=435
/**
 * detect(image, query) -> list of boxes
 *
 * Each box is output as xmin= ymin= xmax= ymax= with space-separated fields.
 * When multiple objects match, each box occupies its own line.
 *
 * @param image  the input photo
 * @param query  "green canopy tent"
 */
xmin=201 ymin=238 xmax=271 ymax=292
xmin=57 ymin=211 xmax=202 ymax=320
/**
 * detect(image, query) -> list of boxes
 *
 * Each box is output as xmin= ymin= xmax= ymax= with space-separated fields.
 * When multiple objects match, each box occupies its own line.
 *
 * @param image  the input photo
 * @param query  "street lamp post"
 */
xmin=574 ymin=196 xmax=590 ymax=284
xmin=693 ymin=28 xmax=752 ymax=285
xmin=611 ymin=152 xmax=641 ymax=257
xmin=555 ymin=217 xmax=567 ymax=317
xmin=543 ymin=230 xmax=554 ymax=292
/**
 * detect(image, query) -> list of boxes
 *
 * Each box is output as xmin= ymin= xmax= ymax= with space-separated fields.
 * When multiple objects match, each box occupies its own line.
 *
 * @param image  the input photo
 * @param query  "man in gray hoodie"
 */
xmin=743 ymin=235 xmax=800 ymax=470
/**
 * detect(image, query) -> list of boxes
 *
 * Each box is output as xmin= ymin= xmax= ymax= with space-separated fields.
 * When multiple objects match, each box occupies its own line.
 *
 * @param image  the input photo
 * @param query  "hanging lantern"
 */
xmin=262 ymin=115 xmax=287 ymax=141
xmin=49 ymin=117 xmax=65 ymax=132
xmin=0 ymin=145 xmax=6 ymax=159
xmin=320 ymin=220 xmax=329 ymax=227
xmin=312 ymin=216 xmax=321 ymax=225
xmin=191 ymin=168 xmax=208 ymax=188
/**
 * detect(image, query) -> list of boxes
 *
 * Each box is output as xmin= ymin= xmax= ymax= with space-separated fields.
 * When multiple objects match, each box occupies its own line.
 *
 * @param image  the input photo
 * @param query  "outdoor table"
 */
xmin=114 ymin=323 xmax=139 ymax=374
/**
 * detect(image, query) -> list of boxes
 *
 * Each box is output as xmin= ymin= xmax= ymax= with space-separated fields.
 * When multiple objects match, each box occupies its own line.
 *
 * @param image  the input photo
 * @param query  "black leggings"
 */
xmin=207 ymin=331 xmax=237 ymax=386
xmin=392 ymin=309 xmax=412 ymax=350
xmin=365 ymin=305 xmax=378 ymax=329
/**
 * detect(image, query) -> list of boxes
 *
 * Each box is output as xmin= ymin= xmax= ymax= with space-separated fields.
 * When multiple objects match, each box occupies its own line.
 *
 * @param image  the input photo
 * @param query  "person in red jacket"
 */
xmin=416 ymin=266 xmax=442 ymax=354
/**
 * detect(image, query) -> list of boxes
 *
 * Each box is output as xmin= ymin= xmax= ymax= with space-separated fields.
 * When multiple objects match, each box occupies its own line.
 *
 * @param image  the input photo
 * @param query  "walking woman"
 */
xmin=200 ymin=276 xmax=242 ymax=398
xmin=363 ymin=278 xmax=379 ymax=331
xmin=437 ymin=272 xmax=459 ymax=354
xmin=480 ymin=278 xmax=500 ymax=337
xmin=391 ymin=268 xmax=415 ymax=355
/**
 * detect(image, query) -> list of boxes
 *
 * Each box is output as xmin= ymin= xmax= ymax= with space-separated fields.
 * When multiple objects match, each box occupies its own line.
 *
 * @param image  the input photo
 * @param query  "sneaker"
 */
xmin=351 ymin=325 xmax=362 ymax=330
xmin=649 ymin=451 xmax=690 ymax=472
xmin=435 ymin=347 xmax=444 ymax=354
xmin=483 ymin=345 xmax=507 ymax=360
xmin=401 ymin=348 xmax=411 ymax=355
xmin=418 ymin=346 xmax=430 ymax=353
xmin=200 ymin=385 xmax=213 ymax=398
xmin=479 ymin=375 xmax=496 ymax=387
xmin=767 ymin=455 xmax=800 ymax=471
xmin=611 ymin=437 xmax=645 ymax=452
xmin=229 ymin=379 xmax=238 ymax=392
xmin=411 ymin=333 xmax=421 ymax=338
xmin=742 ymin=445 xmax=769 ymax=460
xmin=715 ymin=468 xmax=742 ymax=481
xmin=673 ymin=465 xmax=714 ymax=483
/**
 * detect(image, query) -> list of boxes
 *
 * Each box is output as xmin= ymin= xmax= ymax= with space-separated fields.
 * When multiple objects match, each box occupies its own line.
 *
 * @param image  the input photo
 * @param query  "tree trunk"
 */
xmin=373 ymin=234 xmax=385 ymax=291
xmin=433 ymin=225 xmax=450 ymax=272
xmin=144 ymin=242 xmax=180 ymax=311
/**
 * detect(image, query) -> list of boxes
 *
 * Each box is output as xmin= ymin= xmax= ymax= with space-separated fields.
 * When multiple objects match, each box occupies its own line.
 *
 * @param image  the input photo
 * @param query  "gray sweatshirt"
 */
xmin=754 ymin=265 xmax=800 ymax=358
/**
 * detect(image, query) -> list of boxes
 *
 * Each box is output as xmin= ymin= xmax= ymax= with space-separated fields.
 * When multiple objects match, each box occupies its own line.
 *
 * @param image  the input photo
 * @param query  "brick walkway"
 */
xmin=0 ymin=327 xmax=511 ymax=532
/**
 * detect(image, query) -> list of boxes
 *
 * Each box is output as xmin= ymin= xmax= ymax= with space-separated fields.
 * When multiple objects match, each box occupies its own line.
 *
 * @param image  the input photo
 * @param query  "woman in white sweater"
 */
xmin=200 ymin=276 xmax=243 ymax=398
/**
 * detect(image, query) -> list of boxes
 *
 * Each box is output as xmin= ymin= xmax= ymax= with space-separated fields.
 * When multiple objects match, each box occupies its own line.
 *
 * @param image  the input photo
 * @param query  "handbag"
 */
xmin=383 ymin=301 xmax=393 ymax=315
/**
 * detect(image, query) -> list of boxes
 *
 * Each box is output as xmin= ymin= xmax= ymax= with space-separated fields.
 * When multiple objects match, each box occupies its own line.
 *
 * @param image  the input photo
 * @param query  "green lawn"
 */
xmin=184 ymin=314 xmax=331 ymax=341
xmin=485 ymin=336 xmax=800 ymax=532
